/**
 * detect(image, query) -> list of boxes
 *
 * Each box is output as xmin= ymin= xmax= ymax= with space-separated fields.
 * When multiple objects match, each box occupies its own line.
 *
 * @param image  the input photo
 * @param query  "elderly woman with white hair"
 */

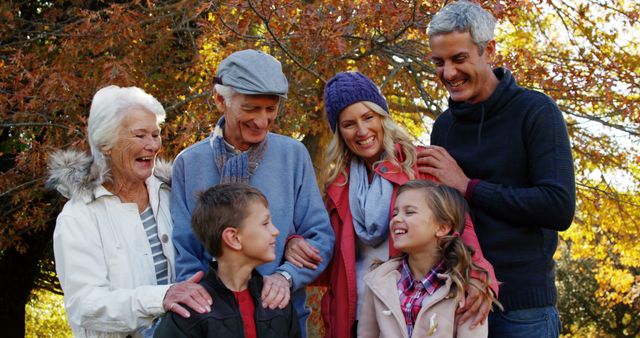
xmin=48 ymin=85 xmax=212 ymax=338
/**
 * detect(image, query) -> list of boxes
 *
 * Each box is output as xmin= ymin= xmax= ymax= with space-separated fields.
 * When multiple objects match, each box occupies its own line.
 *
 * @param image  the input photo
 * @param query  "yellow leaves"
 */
xmin=594 ymin=265 xmax=637 ymax=307
xmin=391 ymin=111 xmax=426 ymax=141
xmin=622 ymin=313 xmax=632 ymax=326
xmin=25 ymin=289 xmax=72 ymax=337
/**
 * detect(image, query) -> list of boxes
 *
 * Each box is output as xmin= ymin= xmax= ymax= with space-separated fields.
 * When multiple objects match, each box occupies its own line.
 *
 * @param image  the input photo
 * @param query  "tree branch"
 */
xmin=246 ymin=0 xmax=326 ymax=83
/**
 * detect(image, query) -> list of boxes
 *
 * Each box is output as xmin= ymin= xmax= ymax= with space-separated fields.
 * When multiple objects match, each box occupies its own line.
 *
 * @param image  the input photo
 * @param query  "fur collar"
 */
xmin=47 ymin=149 xmax=172 ymax=200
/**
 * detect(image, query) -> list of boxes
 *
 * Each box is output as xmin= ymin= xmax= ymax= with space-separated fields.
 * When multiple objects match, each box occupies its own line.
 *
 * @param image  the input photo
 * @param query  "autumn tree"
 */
xmin=1 ymin=0 xmax=638 ymax=336
xmin=0 ymin=1 xmax=213 ymax=335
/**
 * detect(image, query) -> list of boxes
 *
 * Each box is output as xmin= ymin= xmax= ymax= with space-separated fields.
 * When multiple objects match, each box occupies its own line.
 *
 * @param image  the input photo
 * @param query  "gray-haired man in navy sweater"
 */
xmin=418 ymin=2 xmax=576 ymax=337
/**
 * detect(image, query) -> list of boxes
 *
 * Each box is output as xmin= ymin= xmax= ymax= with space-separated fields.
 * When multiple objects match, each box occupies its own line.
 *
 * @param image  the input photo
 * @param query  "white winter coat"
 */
xmin=49 ymin=150 xmax=175 ymax=338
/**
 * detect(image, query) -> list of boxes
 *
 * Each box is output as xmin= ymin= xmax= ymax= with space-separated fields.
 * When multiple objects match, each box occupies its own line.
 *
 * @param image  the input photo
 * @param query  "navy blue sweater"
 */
xmin=430 ymin=68 xmax=576 ymax=311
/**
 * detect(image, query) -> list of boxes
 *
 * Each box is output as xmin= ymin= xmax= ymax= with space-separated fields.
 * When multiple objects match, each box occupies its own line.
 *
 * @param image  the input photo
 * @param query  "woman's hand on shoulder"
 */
xmin=163 ymin=271 xmax=212 ymax=318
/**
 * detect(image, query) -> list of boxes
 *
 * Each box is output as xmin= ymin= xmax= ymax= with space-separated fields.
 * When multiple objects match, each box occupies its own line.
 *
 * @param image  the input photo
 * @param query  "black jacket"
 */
xmin=431 ymin=68 xmax=576 ymax=311
xmin=154 ymin=262 xmax=300 ymax=338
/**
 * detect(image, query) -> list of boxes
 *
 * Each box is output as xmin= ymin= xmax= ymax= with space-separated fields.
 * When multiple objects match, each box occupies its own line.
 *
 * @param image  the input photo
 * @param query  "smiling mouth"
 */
xmin=393 ymin=228 xmax=407 ymax=235
xmin=136 ymin=156 xmax=154 ymax=163
xmin=447 ymin=79 xmax=466 ymax=88
xmin=357 ymin=136 xmax=375 ymax=146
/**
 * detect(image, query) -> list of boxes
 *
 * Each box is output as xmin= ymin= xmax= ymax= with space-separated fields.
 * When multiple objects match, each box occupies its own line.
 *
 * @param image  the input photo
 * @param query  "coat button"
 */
xmin=379 ymin=166 xmax=388 ymax=173
xmin=161 ymin=234 xmax=169 ymax=243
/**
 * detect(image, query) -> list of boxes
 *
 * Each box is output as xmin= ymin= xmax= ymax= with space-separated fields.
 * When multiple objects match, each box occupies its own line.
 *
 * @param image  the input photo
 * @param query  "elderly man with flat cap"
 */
xmin=171 ymin=49 xmax=334 ymax=336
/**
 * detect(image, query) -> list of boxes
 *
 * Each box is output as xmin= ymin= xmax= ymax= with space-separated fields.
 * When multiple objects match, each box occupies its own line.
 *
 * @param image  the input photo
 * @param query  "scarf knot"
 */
xmin=210 ymin=116 xmax=268 ymax=183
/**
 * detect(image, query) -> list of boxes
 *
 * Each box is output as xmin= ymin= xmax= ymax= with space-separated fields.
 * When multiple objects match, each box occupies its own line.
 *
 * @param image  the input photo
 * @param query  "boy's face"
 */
xmin=237 ymin=200 xmax=280 ymax=264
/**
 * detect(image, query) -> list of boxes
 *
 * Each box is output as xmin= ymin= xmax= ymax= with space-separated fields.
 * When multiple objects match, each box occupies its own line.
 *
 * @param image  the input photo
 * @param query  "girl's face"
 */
xmin=337 ymin=102 xmax=385 ymax=169
xmin=391 ymin=189 xmax=450 ymax=255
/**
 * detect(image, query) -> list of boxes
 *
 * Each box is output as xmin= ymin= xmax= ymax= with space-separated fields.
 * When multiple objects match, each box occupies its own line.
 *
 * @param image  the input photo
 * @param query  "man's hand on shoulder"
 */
xmin=261 ymin=273 xmax=291 ymax=310
xmin=416 ymin=146 xmax=470 ymax=194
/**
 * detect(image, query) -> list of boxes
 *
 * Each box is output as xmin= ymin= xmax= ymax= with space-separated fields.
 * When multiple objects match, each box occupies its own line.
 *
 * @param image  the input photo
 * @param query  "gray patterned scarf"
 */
xmin=210 ymin=116 xmax=268 ymax=183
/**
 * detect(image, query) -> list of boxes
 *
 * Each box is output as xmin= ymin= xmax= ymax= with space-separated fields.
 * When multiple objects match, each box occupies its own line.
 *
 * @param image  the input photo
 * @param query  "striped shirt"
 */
xmin=397 ymin=257 xmax=445 ymax=337
xmin=140 ymin=206 xmax=169 ymax=285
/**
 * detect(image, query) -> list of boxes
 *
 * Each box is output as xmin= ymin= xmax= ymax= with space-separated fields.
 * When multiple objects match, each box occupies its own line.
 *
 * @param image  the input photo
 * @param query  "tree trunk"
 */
xmin=0 ymin=225 xmax=55 ymax=337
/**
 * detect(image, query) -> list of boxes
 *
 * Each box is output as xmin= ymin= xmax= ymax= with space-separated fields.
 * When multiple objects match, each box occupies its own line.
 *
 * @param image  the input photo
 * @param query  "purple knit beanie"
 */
xmin=323 ymin=71 xmax=389 ymax=133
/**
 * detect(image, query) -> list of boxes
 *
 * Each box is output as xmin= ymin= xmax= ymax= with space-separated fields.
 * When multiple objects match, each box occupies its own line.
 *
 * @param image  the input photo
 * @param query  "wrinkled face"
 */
xmin=108 ymin=107 xmax=161 ymax=185
xmin=237 ymin=200 xmax=280 ymax=264
xmin=221 ymin=93 xmax=279 ymax=151
xmin=391 ymin=189 xmax=448 ymax=255
xmin=429 ymin=31 xmax=496 ymax=104
xmin=338 ymin=102 xmax=385 ymax=169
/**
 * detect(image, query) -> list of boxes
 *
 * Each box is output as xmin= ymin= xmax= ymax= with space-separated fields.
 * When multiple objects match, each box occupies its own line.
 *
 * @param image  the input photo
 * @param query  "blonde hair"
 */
xmin=397 ymin=180 xmax=501 ymax=309
xmin=323 ymin=101 xmax=417 ymax=187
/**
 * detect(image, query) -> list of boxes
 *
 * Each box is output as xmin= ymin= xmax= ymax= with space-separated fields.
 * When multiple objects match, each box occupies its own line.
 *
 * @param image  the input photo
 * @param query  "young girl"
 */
xmin=358 ymin=180 xmax=500 ymax=338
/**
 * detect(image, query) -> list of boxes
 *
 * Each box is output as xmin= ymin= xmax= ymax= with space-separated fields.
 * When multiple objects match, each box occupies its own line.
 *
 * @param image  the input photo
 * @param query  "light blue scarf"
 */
xmin=348 ymin=156 xmax=393 ymax=247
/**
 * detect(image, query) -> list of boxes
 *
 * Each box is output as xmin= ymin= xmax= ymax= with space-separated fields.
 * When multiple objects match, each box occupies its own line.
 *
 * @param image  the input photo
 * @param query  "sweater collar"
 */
xmin=449 ymin=67 xmax=518 ymax=122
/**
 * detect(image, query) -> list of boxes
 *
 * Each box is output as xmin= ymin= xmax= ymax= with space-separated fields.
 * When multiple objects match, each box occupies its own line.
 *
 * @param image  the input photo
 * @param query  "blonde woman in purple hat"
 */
xmin=285 ymin=71 xmax=498 ymax=338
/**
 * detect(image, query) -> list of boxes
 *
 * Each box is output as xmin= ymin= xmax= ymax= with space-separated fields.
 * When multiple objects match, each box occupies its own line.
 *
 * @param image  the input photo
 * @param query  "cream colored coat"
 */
xmin=357 ymin=257 xmax=487 ymax=338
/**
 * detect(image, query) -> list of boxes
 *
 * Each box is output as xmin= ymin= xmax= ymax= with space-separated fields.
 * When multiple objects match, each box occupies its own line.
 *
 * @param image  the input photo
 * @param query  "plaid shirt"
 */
xmin=397 ymin=256 xmax=445 ymax=337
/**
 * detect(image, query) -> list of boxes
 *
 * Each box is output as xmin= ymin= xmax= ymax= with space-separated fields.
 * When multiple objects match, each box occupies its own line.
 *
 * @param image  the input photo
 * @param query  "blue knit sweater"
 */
xmin=430 ymin=68 xmax=576 ymax=311
xmin=170 ymin=132 xmax=334 ymax=328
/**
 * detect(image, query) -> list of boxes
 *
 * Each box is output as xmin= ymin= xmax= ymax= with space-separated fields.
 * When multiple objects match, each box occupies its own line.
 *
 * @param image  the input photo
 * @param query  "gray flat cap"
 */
xmin=214 ymin=49 xmax=288 ymax=98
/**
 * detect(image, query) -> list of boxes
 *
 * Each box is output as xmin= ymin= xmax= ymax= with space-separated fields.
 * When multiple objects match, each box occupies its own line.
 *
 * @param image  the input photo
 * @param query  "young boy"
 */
xmin=154 ymin=183 xmax=300 ymax=338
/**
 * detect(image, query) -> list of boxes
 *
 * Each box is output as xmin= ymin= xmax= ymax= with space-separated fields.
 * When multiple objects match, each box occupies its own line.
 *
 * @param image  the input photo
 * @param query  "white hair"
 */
xmin=87 ymin=85 xmax=166 ymax=183
xmin=214 ymin=84 xmax=237 ymax=107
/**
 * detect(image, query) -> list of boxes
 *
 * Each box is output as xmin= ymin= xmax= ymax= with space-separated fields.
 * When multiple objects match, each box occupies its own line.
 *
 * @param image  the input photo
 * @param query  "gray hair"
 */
xmin=87 ymin=85 xmax=165 ymax=182
xmin=427 ymin=1 xmax=496 ymax=54
xmin=214 ymin=84 xmax=237 ymax=107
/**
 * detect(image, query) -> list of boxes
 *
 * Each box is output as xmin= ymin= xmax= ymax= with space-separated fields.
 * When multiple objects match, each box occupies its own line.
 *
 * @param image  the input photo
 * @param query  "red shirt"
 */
xmin=233 ymin=289 xmax=257 ymax=338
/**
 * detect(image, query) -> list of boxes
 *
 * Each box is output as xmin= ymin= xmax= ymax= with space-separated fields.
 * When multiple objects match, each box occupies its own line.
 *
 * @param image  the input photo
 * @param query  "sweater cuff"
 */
xmin=465 ymin=179 xmax=481 ymax=201
xmin=286 ymin=234 xmax=303 ymax=242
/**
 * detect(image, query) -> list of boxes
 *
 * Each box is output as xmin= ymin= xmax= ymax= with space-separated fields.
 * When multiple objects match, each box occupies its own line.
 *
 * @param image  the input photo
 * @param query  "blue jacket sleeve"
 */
xmin=277 ymin=146 xmax=335 ymax=291
xmin=469 ymin=101 xmax=576 ymax=231
xmin=170 ymin=154 xmax=209 ymax=282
